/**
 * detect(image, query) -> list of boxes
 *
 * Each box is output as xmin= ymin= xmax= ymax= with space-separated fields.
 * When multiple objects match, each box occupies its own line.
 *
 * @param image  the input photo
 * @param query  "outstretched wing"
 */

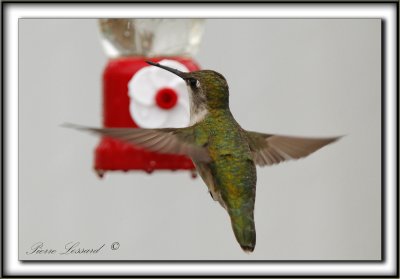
xmin=246 ymin=131 xmax=340 ymax=167
xmin=65 ymin=124 xmax=210 ymax=162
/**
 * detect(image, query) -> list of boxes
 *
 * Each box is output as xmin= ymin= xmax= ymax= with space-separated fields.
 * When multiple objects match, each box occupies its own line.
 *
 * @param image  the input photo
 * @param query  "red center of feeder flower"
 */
xmin=155 ymin=87 xmax=178 ymax=110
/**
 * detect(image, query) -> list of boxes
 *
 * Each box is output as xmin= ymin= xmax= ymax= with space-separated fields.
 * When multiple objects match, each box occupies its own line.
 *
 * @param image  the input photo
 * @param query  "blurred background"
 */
xmin=19 ymin=19 xmax=381 ymax=260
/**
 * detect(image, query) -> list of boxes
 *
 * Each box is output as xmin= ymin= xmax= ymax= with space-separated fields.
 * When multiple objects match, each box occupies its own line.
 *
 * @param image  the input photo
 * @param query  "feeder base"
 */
xmin=95 ymin=138 xmax=195 ymax=174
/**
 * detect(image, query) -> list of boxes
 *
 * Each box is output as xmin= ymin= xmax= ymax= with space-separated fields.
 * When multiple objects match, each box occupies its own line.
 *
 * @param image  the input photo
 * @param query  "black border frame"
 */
xmin=1 ymin=1 xmax=398 ymax=277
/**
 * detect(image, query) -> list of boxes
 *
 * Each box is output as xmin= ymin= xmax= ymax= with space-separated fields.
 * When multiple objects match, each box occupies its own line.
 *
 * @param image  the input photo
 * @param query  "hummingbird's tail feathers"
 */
xmin=62 ymin=123 xmax=211 ymax=162
xmin=241 ymin=245 xmax=255 ymax=254
xmin=246 ymin=131 xmax=341 ymax=167
xmin=230 ymin=212 xmax=256 ymax=253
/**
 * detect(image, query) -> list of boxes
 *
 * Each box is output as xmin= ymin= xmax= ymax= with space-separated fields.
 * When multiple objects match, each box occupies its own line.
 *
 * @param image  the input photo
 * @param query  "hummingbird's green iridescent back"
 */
xmin=192 ymin=108 xmax=257 ymax=252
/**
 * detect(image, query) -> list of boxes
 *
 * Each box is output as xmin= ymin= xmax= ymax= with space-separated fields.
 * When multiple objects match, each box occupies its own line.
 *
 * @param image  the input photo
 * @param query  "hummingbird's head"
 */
xmin=146 ymin=61 xmax=229 ymax=111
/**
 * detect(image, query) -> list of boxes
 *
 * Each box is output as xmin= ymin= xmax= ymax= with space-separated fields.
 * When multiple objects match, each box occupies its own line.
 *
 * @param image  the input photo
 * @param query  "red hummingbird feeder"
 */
xmin=96 ymin=19 xmax=205 ymax=177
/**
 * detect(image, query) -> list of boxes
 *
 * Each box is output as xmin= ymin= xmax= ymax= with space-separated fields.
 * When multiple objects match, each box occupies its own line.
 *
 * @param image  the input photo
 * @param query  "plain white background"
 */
xmin=19 ymin=18 xmax=381 ymax=260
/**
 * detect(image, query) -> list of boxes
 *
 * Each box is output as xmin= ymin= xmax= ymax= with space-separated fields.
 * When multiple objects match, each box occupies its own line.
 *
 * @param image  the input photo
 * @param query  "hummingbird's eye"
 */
xmin=188 ymin=78 xmax=199 ymax=88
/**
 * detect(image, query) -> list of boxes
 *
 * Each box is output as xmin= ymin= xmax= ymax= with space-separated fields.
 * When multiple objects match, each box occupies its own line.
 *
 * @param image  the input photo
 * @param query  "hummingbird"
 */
xmin=68 ymin=61 xmax=340 ymax=253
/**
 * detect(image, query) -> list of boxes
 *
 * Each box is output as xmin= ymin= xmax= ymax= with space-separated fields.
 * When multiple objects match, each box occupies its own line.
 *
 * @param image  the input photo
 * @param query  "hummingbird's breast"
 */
xmin=199 ymin=109 xmax=256 ymax=199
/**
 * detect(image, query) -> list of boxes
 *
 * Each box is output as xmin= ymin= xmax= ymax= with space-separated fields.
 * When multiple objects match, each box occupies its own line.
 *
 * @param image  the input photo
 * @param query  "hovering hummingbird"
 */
xmin=68 ymin=61 xmax=340 ymax=253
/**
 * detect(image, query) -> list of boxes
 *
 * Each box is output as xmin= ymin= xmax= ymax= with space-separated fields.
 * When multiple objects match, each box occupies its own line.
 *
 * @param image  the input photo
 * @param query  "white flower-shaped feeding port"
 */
xmin=128 ymin=59 xmax=190 ymax=128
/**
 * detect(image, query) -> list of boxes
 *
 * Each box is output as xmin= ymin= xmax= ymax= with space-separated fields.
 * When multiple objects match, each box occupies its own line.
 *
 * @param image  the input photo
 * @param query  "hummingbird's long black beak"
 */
xmin=146 ymin=61 xmax=188 ymax=79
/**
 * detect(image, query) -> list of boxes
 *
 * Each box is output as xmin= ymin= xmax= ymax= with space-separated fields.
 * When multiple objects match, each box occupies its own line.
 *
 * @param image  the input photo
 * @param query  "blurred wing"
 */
xmin=246 ymin=131 xmax=340 ymax=167
xmin=65 ymin=124 xmax=210 ymax=162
